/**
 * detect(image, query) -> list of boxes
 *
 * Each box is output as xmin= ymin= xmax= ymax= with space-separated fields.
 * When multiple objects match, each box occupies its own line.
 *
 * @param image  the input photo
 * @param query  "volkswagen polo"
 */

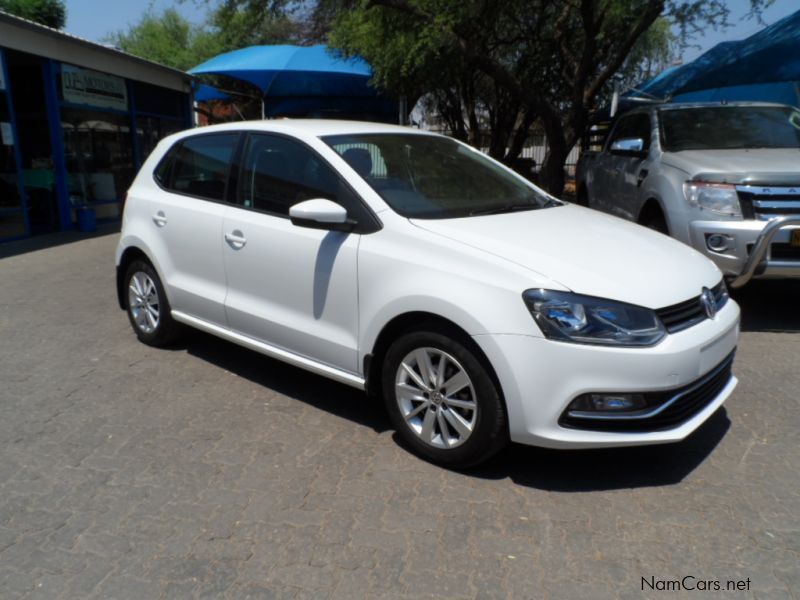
xmin=116 ymin=120 xmax=740 ymax=468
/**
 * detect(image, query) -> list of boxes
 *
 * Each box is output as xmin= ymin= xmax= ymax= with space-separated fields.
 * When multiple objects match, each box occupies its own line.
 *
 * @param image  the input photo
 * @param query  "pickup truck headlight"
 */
xmin=523 ymin=290 xmax=666 ymax=347
xmin=683 ymin=181 xmax=742 ymax=217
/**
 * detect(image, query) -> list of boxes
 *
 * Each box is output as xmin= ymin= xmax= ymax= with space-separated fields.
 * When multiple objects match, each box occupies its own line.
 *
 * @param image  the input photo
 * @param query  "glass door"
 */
xmin=0 ymin=50 xmax=27 ymax=240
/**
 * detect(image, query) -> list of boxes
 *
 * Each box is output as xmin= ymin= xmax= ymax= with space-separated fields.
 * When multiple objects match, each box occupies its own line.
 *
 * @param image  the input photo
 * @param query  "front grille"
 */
xmin=768 ymin=243 xmax=800 ymax=261
xmin=559 ymin=351 xmax=735 ymax=433
xmin=655 ymin=281 xmax=728 ymax=333
xmin=736 ymin=185 xmax=800 ymax=221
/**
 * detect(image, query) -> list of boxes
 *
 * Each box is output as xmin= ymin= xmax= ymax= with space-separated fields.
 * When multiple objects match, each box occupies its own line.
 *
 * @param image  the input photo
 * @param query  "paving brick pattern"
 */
xmin=0 ymin=233 xmax=798 ymax=599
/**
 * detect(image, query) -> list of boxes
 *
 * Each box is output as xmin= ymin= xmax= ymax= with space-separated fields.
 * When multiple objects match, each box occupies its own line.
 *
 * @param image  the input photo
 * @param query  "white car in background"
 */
xmin=116 ymin=120 xmax=740 ymax=468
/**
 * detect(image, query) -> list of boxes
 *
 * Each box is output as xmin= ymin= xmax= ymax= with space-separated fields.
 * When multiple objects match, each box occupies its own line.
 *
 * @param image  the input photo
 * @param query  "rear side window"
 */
xmin=157 ymin=133 xmax=239 ymax=201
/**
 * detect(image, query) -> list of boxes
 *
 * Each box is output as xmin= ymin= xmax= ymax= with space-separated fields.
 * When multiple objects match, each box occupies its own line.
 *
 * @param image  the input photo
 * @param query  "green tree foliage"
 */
xmin=207 ymin=0 xmax=299 ymax=49
xmin=106 ymin=8 xmax=224 ymax=71
xmin=0 ymin=0 xmax=66 ymax=29
xmin=327 ymin=0 xmax=772 ymax=194
xmin=107 ymin=3 xmax=298 ymax=118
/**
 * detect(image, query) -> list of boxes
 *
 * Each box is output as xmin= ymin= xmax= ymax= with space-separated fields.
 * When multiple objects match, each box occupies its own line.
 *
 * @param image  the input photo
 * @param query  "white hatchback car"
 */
xmin=116 ymin=120 xmax=740 ymax=468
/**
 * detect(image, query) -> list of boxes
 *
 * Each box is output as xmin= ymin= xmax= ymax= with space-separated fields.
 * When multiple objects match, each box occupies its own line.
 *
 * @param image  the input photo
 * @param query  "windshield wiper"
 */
xmin=469 ymin=204 xmax=538 ymax=216
xmin=470 ymin=201 xmax=554 ymax=216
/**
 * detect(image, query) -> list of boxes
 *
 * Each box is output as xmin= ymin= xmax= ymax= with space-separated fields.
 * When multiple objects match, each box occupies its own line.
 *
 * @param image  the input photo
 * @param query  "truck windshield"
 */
xmin=660 ymin=106 xmax=800 ymax=152
xmin=322 ymin=133 xmax=557 ymax=219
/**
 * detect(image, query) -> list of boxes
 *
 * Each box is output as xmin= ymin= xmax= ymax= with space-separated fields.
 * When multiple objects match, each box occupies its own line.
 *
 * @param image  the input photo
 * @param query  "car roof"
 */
xmin=170 ymin=119 xmax=436 ymax=141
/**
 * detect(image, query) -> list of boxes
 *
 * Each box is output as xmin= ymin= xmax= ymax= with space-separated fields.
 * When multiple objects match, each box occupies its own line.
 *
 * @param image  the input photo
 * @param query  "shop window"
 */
xmin=61 ymin=107 xmax=135 ymax=220
xmin=132 ymin=81 xmax=187 ymax=120
xmin=136 ymin=116 xmax=185 ymax=164
xmin=0 ymin=92 xmax=25 ymax=238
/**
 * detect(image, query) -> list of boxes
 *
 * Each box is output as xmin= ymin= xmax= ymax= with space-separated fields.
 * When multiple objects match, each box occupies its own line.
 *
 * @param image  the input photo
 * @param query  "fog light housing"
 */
xmin=706 ymin=233 xmax=731 ymax=253
xmin=567 ymin=393 xmax=647 ymax=414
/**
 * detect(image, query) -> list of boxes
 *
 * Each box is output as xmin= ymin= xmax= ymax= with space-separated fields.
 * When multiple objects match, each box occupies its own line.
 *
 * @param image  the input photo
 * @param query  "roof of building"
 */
xmin=0 ymin=9 xmax=192 ymax=89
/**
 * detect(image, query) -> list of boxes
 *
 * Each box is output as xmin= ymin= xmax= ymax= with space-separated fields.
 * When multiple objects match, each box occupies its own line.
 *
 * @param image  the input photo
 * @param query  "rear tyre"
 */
xmin=381 ymin=330 xmax=508 ymax=468
xmin=124 ymin=259 xmax=183 ymax=347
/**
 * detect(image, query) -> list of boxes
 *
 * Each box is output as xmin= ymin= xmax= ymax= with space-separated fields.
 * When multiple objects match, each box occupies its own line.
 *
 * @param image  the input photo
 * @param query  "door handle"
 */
xmin=637 ymin=169 xmax=649 ymax=188
xmin=225 ymin=230 xmax=247 ymax=249
xmin=152 ymin=211 xmax=167 ymax=227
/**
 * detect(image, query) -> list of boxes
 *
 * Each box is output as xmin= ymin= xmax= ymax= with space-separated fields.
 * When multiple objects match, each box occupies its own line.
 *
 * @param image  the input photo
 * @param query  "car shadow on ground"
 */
xmin=469 ymin=409 xmax=730 ymax=491
xmin=178 ymin=329 xmax=391 ymax=433
xmin=175 ymin=329 xmax=730 ymax=491
xmin=730 ymin=279 xmax=800 ymax=333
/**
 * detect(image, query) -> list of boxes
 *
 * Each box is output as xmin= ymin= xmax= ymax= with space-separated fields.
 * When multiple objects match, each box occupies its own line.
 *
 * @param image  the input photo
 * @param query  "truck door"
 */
xmin=603 ymin=113 xmax=653 ymax=221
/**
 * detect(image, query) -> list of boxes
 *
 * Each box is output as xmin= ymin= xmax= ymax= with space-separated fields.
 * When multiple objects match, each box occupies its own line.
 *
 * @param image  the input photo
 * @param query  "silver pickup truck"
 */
xmin=576 ymin=102 xmax=800 ymax=287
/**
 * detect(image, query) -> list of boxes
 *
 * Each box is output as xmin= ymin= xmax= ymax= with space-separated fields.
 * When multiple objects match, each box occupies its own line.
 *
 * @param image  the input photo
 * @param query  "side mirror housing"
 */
xmin=610 ymin=137 xmax=646 ymax=158
xmin=289 ymin=199 xmax=355 ymax=232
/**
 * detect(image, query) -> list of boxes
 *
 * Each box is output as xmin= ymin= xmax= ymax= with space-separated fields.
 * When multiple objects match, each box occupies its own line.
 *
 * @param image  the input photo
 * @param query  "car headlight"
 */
xmin=523 ymin=290 xmax=666 ymax=347
xmin=683 ymin=181 xmax=742 ymax=217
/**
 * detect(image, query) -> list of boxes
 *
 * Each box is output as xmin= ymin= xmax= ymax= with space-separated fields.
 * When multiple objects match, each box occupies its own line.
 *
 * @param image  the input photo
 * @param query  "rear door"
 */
xmin=148 ymin=132 xmax=240 ymax=327
xmin=221 ymin=133 xmax=368 ymax=373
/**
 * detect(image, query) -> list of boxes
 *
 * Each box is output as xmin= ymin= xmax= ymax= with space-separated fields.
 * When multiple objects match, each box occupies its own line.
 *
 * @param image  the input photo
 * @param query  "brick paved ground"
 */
xmin=0 ymin=231 xmax=797 ymax=599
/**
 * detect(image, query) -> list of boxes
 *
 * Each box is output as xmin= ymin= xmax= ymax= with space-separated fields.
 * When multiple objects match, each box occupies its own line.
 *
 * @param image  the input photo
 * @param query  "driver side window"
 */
xmin=607 ymin=114 xmax=652 ymax=152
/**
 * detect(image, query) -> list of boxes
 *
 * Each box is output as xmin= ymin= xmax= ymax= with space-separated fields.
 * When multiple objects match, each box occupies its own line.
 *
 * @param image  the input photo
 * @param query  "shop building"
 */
xmin=0 ymin=11 xmax=193 ymax=241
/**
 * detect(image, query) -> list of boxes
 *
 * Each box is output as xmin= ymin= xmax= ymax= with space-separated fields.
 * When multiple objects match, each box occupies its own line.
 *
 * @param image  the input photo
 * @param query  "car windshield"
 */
xmin=322 ymin=133 xmax=558 ymax=219
xmin=660 ymin=105 xmax=800 ymax=152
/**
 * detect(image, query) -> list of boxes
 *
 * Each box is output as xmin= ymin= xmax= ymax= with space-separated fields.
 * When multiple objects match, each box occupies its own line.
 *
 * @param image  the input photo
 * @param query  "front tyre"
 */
xmin=124 ymin=259 xmax=182 ymax=347
xmin=381 ymin=331 xmax=508 ymax=468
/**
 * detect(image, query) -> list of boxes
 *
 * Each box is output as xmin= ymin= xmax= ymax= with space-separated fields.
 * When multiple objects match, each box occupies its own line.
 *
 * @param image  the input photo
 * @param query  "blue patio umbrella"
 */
xmin=194 ymin=83 xmax=231 ymax=103
xmin=189 ymin=44 xmax=388 ymax=119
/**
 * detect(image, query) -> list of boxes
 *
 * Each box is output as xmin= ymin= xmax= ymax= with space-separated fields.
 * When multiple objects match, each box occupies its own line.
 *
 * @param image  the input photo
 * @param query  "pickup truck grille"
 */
xmin=736 ymin=185 xmax=800 ymax=221
xmin=655 ymin=281 xmax=728 ymax=333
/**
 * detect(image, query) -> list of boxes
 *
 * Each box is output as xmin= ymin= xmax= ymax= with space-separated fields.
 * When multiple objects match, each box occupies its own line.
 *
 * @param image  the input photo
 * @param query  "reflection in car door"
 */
xmin=221 ymin=133 xmax=360 ymax=374
xmin=150 ymin=133 xmax=239 ymax=327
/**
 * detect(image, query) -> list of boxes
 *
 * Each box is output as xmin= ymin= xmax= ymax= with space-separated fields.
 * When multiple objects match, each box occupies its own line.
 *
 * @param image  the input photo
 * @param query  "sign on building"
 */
xmin=61 ymin=64 xmax=128 ymax=111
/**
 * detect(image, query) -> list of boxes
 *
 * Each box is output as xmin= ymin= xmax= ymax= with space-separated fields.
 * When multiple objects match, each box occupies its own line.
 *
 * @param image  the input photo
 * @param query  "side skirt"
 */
xmin=171 ymin=310 xmax=366 ymax=390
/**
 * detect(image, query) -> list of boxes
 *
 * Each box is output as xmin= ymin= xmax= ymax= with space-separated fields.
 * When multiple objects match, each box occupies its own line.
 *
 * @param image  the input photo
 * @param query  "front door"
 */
xmin=602 ymin=113 xmax=653 ymax=220
xmin=222 ymin=133 xmax=361 ymax=373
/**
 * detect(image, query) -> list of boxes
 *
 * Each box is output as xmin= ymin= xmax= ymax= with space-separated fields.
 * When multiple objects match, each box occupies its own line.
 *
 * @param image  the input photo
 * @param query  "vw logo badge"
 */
xmin=700 ymin=287 xmax=716 ymax=319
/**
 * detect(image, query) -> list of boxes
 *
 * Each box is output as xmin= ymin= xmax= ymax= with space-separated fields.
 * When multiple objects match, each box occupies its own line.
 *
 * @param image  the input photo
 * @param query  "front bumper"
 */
xmin=473 ymin=298 xmax=740 ymax=449
xmin=688 ymin=217 xmax=800 ymax=286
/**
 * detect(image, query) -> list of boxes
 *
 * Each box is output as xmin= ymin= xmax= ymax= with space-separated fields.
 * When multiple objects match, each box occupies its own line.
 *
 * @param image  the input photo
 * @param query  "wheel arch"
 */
xmin=638 ymin=197 xmax=670 ymax=231
xmin=363 ymin=311 xmax=505 ymax=411
xmin=116 ymin=245 xmax=162 ymax=310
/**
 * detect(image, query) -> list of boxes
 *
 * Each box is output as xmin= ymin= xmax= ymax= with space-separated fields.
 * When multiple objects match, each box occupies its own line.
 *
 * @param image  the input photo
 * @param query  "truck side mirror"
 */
xmin=610 ymin=137 xmax=646 ymax=157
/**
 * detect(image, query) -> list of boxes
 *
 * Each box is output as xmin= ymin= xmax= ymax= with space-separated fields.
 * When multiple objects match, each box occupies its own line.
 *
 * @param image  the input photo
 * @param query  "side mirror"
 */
xmin=610 ymin=137 xmax=646 ymax=157
xmin=289 ymin=199 xmax=355 ymax=232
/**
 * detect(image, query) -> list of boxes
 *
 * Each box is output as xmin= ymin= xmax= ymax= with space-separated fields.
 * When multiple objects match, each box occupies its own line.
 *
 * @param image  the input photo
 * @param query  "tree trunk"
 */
xmin=540 ymin=127 xmax=569 ymax=196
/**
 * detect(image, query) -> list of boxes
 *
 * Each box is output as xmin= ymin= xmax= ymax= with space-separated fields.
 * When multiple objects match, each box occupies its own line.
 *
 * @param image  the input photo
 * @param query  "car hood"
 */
xmin=410 ymin=204 xmax=721 ymax=309
xmin=662 ymin=148 xmax=800 ymax=185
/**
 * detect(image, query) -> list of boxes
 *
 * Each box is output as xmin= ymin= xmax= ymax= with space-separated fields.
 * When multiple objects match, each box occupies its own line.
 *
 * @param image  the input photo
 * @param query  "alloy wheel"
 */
xmin=394 ymin=347 xmax=478 ymax=449
xmin=128 ymin=271 xmax=160 ymax=334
